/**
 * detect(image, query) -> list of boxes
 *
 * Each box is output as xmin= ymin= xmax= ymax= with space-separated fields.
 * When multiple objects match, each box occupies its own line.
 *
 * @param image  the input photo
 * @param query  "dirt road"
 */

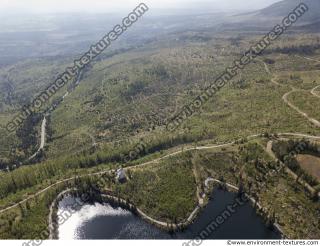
xmin=28 ymin=117 xmax=47 ymax=161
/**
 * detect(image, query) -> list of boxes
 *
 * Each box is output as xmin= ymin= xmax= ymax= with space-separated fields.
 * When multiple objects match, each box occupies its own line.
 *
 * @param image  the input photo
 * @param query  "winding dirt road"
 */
xmin=259 ymin=59 xmax=281 ymax=86
xmin=28 ymin=116 xmax=47 ymax=161
xmin=262 ymin=61 xmax=320 ymax=128
xmin=28 ymin=70 xmax=83 ymax=162
xmin=2 ymin=61 xmax=320 ymax=230
xmin=282 ymin=89 xmax=320 ymax=128
xmin=1 ymin=132 xmax=320 ymax=215
xmin=262 ymin=57 xmax=320 ymax=196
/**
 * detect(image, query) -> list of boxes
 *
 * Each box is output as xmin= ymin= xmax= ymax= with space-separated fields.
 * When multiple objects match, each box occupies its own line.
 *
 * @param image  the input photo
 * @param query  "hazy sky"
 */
xmin=0 ymin=0 xmax=282 ymax=14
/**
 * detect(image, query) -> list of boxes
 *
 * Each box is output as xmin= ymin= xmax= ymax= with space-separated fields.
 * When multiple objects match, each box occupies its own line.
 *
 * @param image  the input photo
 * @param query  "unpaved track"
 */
xmin=40 ymin=117 xmax=46 ymax=149
xmin=295 ymin=55 xmax=320 ymax=64
xmin=260 ymin=60 xmax=281 ymax=86
xmin=28 ymin=71 xmax=83 ymax=162
xmin=1 ymin=143 xmax=235 ymax=215
xmin=130 ymin=142 xmax=237 ymax=170
xmin=279 ymin=133 xmax=320 ymax=140
xmin=266 ymin=140 xmax=319 ymax=198
xmin=1 ymin=132 xmax=320 ymax=215
xmin=263 ymin=61 xmax=320 ymax=128
xmin=282 ymin=89 xmax=320 ymax=128
xmin=311 ymin=85 xmax=320 ymax=99
xmin=2 ymin=63 xmax=320 ymax=215
xmin=28 ymin=117 xmax=47 ymax=161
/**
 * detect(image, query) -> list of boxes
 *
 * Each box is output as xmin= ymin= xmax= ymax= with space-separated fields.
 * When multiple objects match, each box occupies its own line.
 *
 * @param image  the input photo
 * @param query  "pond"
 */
xmin=57 ymin=188 xmax=280 ymax=239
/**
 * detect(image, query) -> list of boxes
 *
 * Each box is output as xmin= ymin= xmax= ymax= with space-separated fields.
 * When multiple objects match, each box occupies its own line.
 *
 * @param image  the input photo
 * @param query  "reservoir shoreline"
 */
xmin=49 ymin=182 xmax=284 ymax=239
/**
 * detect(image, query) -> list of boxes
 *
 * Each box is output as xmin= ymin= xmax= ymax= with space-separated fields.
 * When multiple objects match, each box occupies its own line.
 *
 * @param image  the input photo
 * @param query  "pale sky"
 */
xmin=0 ymin=0 xmax=281 ymax=14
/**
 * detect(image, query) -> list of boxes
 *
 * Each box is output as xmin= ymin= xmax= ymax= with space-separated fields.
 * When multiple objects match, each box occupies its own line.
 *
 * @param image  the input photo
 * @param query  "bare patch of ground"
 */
xmin=296 ymin=154 xmax=320 ymax=181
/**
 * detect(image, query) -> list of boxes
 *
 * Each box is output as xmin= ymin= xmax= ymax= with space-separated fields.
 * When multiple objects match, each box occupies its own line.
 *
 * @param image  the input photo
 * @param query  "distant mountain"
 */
xmin=294 ymin=20 xmax=320 ymax=32
xmin=257 ymin=0 xmax=320 ymax=23
xmin=223 ymin=0 xmax=320 ymax=31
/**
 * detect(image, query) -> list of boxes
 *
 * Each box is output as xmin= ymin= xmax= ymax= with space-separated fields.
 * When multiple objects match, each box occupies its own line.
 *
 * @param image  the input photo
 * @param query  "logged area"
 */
xmin=0 ymin=0 xmax=320 ymax=242
xmin=296 ymin=154 xmax=320 ymax=181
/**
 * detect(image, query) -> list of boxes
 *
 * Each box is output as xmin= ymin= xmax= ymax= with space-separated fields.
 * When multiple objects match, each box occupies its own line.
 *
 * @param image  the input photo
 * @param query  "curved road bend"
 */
xmin=4 ymin=62 xmax=320 ymax=214
xmin=283 ymin=89 xmax=320 ymax=128
xmin=2 ymin=132 xmax=320 ymax=215
xmin=311 ymin=85 xmax=320 ymax=99
xmin=4 ymin=63 xmax=320 ymax=213
xmin=266 ymin=140 xmax=320 ymax=198
xmin=262 ymin=61 xmax=320 ymax=128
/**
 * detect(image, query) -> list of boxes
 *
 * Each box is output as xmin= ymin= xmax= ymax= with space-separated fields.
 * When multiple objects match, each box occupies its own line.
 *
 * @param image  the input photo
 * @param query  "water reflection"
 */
xmin=57 ymin=188 xmax=280 ymax=239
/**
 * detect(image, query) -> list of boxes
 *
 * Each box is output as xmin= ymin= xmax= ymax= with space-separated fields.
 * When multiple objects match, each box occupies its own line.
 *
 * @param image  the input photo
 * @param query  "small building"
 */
xmin=116 ymin=168 xmax=127 ymax=183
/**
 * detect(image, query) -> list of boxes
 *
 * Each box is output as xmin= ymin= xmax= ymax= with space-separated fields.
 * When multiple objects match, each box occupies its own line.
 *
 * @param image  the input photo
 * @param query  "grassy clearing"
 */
xmin=296 ymin=154 xmax=320 ymax=181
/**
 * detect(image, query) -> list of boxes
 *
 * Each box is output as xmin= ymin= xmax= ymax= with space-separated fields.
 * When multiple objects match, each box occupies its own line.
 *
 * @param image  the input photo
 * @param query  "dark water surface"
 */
xmin=57 ymin=188 xmax=280 ymax=239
